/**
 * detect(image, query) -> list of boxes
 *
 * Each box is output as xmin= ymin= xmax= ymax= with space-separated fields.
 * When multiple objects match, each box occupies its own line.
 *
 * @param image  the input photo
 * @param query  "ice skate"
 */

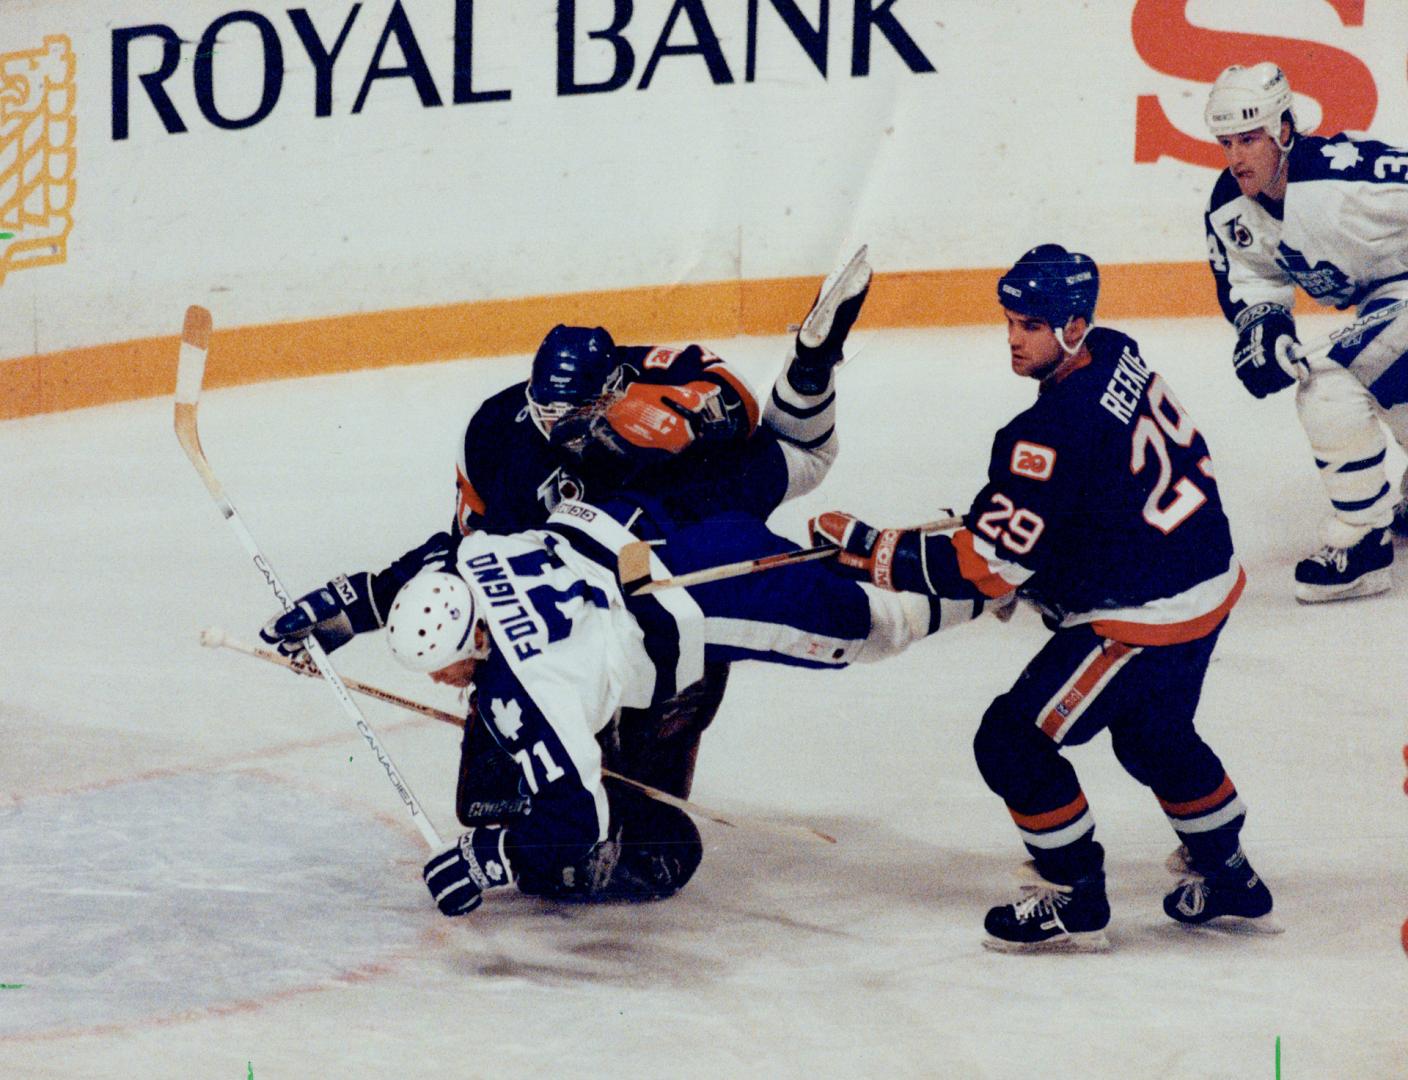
xmin=1163 ymin=845 xmax=1283 ymax=934
xmin=1391 ymin=497 xmax=1408 ymax=539
xmin=1294 ymin=525 xmax=1392 ymax=603
xmin=789 ymin=246 xmax=872 ymax=395
xmin=982 ymin=862 xmax=1111 ymax=953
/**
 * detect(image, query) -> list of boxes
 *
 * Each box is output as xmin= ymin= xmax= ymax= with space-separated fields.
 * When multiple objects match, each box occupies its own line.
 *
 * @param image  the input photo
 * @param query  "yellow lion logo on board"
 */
xmin=0 ymin=35 xmax=75 ymax=286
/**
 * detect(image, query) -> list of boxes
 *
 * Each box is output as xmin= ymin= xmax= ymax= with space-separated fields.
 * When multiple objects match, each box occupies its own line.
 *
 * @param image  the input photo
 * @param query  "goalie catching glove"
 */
xmin=1232 ymin=303 xmax=1302 ymax=398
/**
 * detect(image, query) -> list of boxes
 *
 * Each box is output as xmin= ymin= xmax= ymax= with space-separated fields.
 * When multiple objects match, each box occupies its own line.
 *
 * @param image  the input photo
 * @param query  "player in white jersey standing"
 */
xmin=1204 ymin=62 xmax=1408 ymax=601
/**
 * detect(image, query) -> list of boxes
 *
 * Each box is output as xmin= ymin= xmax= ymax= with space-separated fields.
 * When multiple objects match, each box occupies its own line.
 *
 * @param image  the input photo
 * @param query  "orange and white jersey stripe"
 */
xmin=948 ymin=528 xmax=1028 ymax=598
xmin=952 ymin=527 xmax=1244 ymax=647
xmin=1069 ymin=559 xmax=1245 ymax=646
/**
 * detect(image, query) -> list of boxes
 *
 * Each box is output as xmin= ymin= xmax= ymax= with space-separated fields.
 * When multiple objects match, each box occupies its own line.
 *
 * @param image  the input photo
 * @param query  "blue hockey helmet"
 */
xmin=526 ymin=324 xmax=620 ymax=436
xmin=996 ymin=245 xmax=1099 ymax=331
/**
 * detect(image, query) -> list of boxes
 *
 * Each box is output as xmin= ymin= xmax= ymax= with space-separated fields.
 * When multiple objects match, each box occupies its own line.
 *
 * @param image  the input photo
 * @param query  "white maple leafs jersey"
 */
xmin=452 ymin=525 xmax=662 ymax=871
xmin=1205 ymin=132 xmax=1408 ymax=320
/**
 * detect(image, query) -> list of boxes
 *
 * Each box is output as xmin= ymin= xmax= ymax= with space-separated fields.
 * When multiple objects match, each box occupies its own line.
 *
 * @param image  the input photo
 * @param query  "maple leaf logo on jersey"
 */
xmin=1322 ymin=142 xmax=1362 ymax=171
xmin=488 ymin=697 xmax=524 ymax=740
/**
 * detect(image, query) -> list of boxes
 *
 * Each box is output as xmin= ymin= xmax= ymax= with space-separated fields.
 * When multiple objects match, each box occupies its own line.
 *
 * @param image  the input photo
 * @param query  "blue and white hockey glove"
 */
xmin=259 ymin=573 xmax=380 ymax=660
xmin=1233 ymin=303 xmax=1299 ymax=399
xmin=422 ymin=827 xmax=514 ymax=917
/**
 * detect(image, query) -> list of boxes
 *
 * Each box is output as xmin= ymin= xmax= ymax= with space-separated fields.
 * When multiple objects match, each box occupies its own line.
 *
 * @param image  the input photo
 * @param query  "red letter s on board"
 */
xmin=1131 ymin=0 xmax=1376 ymax=169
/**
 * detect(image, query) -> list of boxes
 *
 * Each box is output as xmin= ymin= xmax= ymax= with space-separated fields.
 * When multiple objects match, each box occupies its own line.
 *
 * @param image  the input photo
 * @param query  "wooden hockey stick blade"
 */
xmin=201 ymin=629 xmax=837 ymax=843
xmin=176 ymin=311 xmax=443 ymax=851
xmin=619 ymin=512 xmax=963 ymax=596
xmin=173 ymin=306 xmax=221 ymax=499
xmin=617 ymin=538 xmax=659 ymax=595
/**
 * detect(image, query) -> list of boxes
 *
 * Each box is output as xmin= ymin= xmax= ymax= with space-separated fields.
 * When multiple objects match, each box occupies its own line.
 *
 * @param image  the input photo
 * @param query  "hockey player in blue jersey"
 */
xmin=1203 ymin=62 xmax=1408 ymax=602
xmin=446 ymin=317 xmax=843 ymax=797
xmin=263 ymin=252 xmax=867 ymax=830
xmin=442 ymin=256 xmax=866 ymax=806
xmin=810 ymin=246 xmax=1279 ymax=952
xmin=258 ymin=254 xmax=910 ymax=904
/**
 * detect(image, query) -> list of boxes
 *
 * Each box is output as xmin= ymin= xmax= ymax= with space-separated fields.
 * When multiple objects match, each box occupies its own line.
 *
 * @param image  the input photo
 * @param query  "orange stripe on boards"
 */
xmin=0 ymin=262 xmax=1225 ymax=421
xmin=1010 ymin=792 xmax=1089 ymax=832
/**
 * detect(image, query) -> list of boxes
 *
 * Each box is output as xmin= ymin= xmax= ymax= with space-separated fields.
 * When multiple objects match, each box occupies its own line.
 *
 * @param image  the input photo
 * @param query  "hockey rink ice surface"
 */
xmin=3 ymin=319 xmax=1406 ymax=1078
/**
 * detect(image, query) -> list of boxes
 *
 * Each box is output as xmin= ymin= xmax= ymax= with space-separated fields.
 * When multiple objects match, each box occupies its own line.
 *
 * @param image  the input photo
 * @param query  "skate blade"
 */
xmin=798 ymin=245 xmax=871 ymax=349
xmin=982 ymin=929 xmax=1110 ymax=954
xmin=1294 ymin=567 xmax=1392 ymax=604
xmin=1173 ymin=912 xmax=1285 ymax=935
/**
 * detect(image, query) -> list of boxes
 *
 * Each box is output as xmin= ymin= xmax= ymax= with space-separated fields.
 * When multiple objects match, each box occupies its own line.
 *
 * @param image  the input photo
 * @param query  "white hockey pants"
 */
xmin=1297 ymin=286 xmax=1408 ymax=546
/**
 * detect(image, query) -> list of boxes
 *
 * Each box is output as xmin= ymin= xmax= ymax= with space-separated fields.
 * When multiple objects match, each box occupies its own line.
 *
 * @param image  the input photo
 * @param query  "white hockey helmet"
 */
xmin=385 ymin=571 xmax=484 ymax=673
xmin=1205 ymin=63 xmax=1295 ymax=148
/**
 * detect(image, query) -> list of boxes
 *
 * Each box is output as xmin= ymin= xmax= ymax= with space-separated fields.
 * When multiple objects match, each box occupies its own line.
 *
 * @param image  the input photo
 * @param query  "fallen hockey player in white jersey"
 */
xmin=1203 ymin=62 xmax=1408 ymax=601
xmin=273 ymin=495 xmax=990 ymax=915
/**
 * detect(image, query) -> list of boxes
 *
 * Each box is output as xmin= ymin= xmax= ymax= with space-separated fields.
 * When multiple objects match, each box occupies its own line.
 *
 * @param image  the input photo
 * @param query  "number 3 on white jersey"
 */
xmin=1131 ymin=378 xmax=1208 ymax=534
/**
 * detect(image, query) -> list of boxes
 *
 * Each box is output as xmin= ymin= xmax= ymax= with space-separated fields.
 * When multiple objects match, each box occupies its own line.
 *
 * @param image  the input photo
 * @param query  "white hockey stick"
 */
xmin=200 ymin=627 xmax=835 ymax=844
xmin=1287 ymin=298 xmax=1408 ymax=379
xmin=619 ymin=512 xmax=962 ymax=596
xmin=174 ymin=307 xmax=443 ymax=851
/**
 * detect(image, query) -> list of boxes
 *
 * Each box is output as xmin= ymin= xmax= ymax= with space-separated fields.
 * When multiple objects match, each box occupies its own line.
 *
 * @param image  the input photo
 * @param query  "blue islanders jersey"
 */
xmin=940 ymin=328 xmax=1245 ymax=645
xmin=453 ymin=344 xmax=773 ymax=535
xmin=1205 ymin=132 xmax=1408 ymax=318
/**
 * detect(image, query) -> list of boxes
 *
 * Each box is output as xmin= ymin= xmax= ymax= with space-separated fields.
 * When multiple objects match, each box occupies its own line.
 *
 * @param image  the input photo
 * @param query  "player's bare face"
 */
xmin=430 ymin=656 xmax=479 ymax=688
xmin=1004 ymin=311 xmax=1062 ymax=379
xmin=1218 ymin=129 xmax=1285 ymax=200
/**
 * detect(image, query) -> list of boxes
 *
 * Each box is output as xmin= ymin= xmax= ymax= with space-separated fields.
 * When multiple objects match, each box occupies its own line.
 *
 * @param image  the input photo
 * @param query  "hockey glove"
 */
xmin=550 ymin=382 xmax=732 ymax=472
xmin=605 ymin=382 xmax=726 ymax=452
xmin=422 ymin=827 xmax=514 ymax=917
xmin=259 ymin=573 xmax=381 ymax=660
xmin=809 ymin=511 xmax=907 ymax=590
xmin=1232 ymin=303 xmax=1300 ymax=398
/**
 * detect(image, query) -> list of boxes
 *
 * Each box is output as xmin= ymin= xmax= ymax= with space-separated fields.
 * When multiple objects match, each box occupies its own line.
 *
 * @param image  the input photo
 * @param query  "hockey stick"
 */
xmin=174 ymin=306 xmax=443 ymax=851
xmin=1288 ymin=297 xmax=1408 ymax=377
xmin=201 ymin=627 xmax=835 ymax=844
xmin=619 ymin=512 xmax=963 ymax=596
